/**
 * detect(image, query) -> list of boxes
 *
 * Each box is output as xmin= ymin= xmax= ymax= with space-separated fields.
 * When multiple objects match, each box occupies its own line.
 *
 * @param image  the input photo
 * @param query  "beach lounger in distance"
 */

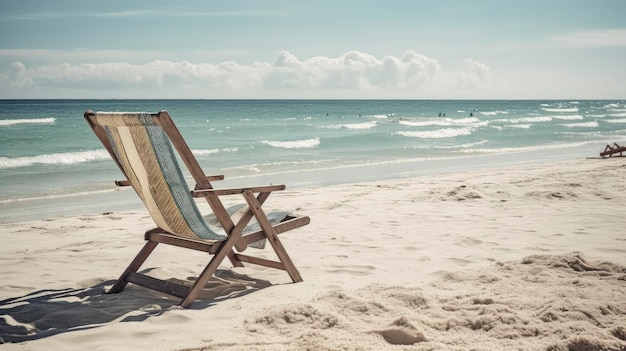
xmin=600 ymin=143 xmax=626 ymax=157
xmin=84 ymin=110 xmax=309 ymax=308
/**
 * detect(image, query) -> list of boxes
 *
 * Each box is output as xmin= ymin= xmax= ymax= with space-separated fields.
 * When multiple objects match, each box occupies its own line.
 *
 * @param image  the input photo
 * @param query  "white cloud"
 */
xmin=0 ymin=51 xmax=493 ymax=98
xmin=550 ymin=28 xmax=626 ymax=48
xmin=7 ymin=9 xmax=290 ymax=21
xmin=4 ymin=62 xmax=33 ymax=89
xmin=447 ymin=58 xmax=492 ymax=90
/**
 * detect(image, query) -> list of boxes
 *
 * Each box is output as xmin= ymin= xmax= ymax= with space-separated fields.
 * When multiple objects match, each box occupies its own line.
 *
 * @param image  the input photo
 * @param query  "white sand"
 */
xmin=1 ymin=157 xmax=625 ymax=350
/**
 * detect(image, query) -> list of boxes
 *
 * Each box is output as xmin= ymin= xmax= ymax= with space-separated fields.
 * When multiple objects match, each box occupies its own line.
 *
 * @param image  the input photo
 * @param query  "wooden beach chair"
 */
xmin=83 ymin=110 xmax=309 ymax=308
xmin=600 ymin=143 xmax=626 ymax=157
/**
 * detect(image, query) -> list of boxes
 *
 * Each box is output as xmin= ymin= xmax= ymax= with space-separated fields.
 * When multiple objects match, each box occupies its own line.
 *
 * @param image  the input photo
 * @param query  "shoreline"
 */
xmin=1 ymin=156 xmax=625 ymax=349
xmin=0 ymin=141 xmax=609 ymax=223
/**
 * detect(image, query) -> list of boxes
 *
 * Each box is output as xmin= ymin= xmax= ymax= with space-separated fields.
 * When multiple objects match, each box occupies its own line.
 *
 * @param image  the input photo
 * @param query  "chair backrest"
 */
xmin=84 ymin=111 xmax=226 ymax=241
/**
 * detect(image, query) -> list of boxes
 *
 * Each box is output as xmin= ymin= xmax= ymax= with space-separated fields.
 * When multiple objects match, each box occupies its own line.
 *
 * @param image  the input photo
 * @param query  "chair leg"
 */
xmin=109 ymin=241 xmax=159 ymax=294
xmin=242 ymin=191 xmax=303 ymax=283
xmin=179 ymin=234 xmax=242 ymax=308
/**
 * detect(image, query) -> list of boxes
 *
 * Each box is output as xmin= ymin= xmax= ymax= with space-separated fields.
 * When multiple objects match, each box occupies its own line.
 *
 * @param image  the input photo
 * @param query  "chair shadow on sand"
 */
xmin=0 ymin=269 xmax=271 ymax=343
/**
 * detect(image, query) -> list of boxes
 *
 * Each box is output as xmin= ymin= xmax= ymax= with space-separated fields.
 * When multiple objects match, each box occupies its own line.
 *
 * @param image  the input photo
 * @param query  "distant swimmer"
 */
xmin=438 ymin=112 xmax=441 ymax=117
xmin=470 ymin=112 xmax=473 ymax=117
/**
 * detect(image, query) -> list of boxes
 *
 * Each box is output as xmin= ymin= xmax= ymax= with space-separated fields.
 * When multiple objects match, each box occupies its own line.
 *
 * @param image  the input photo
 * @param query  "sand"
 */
xmin=1 ymin=157 xmax=625 ymax=350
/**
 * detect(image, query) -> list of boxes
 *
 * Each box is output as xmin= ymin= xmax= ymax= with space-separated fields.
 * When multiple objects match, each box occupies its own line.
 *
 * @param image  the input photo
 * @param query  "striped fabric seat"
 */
xmin=95 ymin=112 xmax=224 ymax=240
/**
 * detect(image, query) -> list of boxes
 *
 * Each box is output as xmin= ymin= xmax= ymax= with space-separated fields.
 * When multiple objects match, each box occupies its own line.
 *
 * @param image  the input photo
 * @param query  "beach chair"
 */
xmin=600 ymin=143 xmax=626 ymax=157
xmin=83 ymin=110 xmax=309 ymax=308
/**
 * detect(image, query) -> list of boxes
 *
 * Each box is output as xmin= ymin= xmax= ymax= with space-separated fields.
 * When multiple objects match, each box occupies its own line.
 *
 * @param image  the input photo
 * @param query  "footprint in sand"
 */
xmin=323 ymin=264 xmax=375 ymax=276
xmin=456 ymin=237 xmax=483 ymax=247
xmin=375 ymin=316 xmax=427 ymax=345
xmin=449 ymin=257 xmax=472 ymax=266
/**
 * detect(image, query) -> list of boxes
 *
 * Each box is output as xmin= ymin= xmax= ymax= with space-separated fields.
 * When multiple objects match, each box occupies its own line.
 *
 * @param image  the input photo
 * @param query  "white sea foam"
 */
xmin=510 ymin=116 xmax=552 ymax=123
xmin=193 ymin=148 xmax=220 ymax=155
xmin=398 ymin=119 xmax=446 ymax=127
xmin=608 ymin=112 xmax=626 ymax=117
xmin=368 ymin=114 xmax=388 ymax=119
xmin=480 ymin=110 xmax=508 ymax=116
xmin=222 ymin=165 xmax=262 ymax=173
xmin=398 ymin=117 xmax=483 ymax=128
xmin=454 ymin=117 xmax=481 ymax=124
xmin=507 ymin=124 xmax=532 ymax=129
xmin=261 ymin=137 xmax=320 ymax=149
xmin=604 ymin=103 xmax=620 ymax=108
xmin=0 ymin=188 xmax=119 ymax=204
xmin=561 ymin=121 xmax=599 ymax=128
xmin=397 ymin=127 xmax=473 ymax=139
xmin=541 ymin=107 xmax=579 ymax=113
xmin=326 ymin=121 xmax=377 ymax=130
xmin=460 ymin=141 xmax=589 ymax=154
xmin=421 ymin=139 xmax=489 ymax=149
xmin=0 ymin=117 xmax=56 ymax=126
xmin=550 ymin=114 xmax=584 ymax=120
xmin=0 ymin=150 xmax=109 ymax=169
xmin=604 ymin=118 xmax=626 ymax=124
xmin=491 ymin=118 xmax=508 ymax=123
xmin=193 ymin=147 xmax=238 ymax=155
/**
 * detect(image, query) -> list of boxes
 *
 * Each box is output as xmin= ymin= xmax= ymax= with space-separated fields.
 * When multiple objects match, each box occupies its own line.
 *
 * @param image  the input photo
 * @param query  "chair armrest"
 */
xmin=191 ymin=184 xmax=286 ymax=197
xmin=206 ymin=174 xmax=225 ymax=181
xmin=194 ymin=175 xmax=225 ymax=191
xmin=116 ymin=175 xmax=223 ymax=187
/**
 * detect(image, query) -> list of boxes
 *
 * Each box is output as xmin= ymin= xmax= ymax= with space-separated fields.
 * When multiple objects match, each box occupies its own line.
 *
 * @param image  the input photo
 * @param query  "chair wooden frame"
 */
xmin=84 ymin=110 xmax=309 ymax=308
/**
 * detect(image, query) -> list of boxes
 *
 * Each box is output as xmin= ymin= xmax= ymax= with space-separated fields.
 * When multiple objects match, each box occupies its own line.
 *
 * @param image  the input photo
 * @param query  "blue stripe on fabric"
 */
xmin=140 ymin=114 xmax=225 ymax=240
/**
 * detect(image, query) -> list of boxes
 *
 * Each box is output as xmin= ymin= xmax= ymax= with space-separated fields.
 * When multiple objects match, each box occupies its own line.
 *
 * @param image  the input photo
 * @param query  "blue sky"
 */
xmin=0 ymin=0 xmax=625 ymax=99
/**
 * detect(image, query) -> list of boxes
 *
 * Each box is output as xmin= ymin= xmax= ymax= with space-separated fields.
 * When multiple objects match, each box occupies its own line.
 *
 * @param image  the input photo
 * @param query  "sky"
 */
xmin=0 ymin=0 xmax=625 ymax=99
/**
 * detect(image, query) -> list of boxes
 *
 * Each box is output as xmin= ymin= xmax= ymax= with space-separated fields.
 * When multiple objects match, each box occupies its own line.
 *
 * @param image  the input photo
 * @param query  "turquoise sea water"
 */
xmin=1 ymin=99 xmax=625 ymax=221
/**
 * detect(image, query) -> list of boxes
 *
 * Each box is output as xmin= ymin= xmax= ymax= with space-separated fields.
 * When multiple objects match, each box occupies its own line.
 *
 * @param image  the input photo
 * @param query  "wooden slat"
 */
xmin=243 ymin=216 xmax=310 ymax=245
xmin=127 ymin=272 xmax=190 ymax=298
xmin=146 ymin=230 xmax=221 ymax=254
xmin=191 ymin=184 xmax=286 ymax=198
xmin=234 ymin=254 xmax=285 ymax=270
xmin=206 ymin=174 xmax=225 ymax=181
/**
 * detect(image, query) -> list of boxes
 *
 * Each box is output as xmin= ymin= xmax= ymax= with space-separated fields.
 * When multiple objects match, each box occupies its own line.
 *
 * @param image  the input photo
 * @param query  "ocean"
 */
xmin=1 ymin=99 xmax=625 ymax=221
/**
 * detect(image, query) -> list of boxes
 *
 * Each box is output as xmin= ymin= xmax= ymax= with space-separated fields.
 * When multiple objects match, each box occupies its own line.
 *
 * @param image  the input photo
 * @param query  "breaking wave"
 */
xmin=0 ymin=117 xmax=56 ymax=126
xmin=261 ymin=138 xmax=320 ymax=149
xmin=0 ymin=150 xmax=109 ymax=169
xmin=397 ymin=127 xmax=473 ymax=139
